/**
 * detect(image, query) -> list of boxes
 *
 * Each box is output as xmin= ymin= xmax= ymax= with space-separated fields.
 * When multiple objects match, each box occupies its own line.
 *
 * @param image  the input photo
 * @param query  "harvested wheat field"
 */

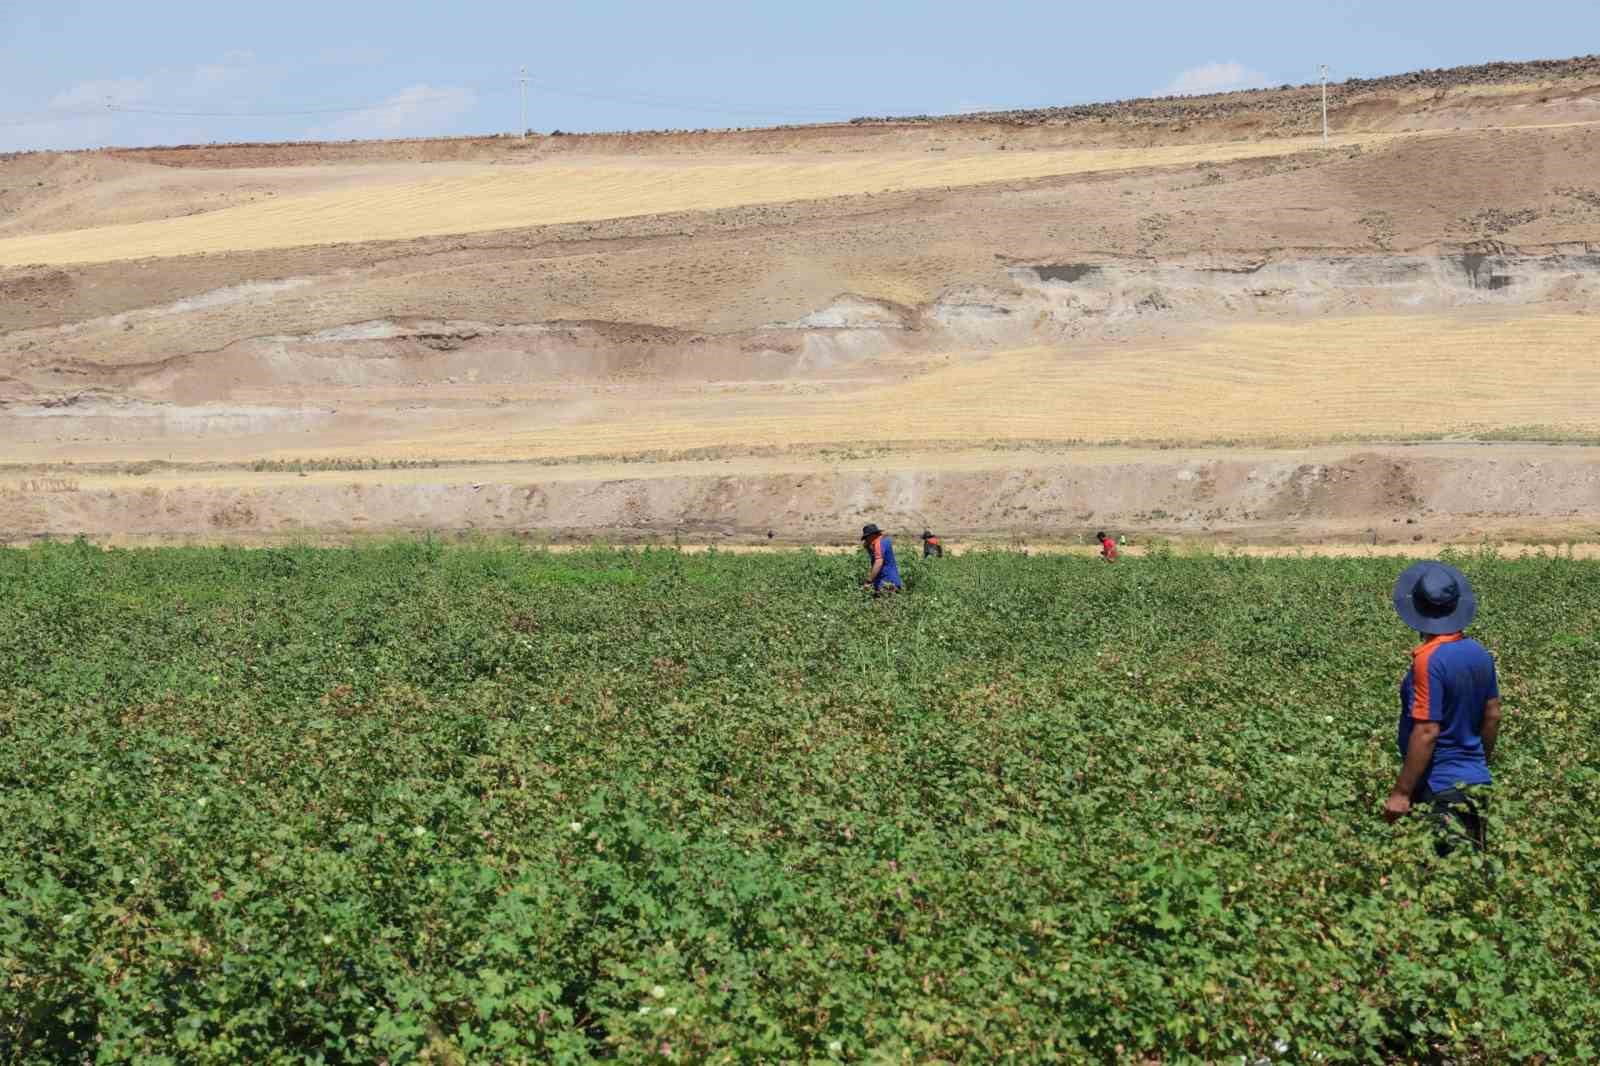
xmin=0 ymin=134 xmax=1386 ymax=268
xmin=383 ymin=311 xmax=1600 ymax=461
xmin=877 ymin=312 xmax=1600 ymax=444
xmin=6 ymin=55 xmax=1600 ymax=545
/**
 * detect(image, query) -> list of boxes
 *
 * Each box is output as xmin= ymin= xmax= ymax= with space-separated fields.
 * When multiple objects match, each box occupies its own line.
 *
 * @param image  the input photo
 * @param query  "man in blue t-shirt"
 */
xmin=1385 ymin=561 xmax=1504 ymax=854
xmin=860 ymin=524 xmax=901 ymax=595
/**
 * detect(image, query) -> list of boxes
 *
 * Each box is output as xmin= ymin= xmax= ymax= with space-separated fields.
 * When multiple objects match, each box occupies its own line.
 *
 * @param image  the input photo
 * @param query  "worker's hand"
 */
xmin=1383 ymin=790 xmax=1412 ymax=823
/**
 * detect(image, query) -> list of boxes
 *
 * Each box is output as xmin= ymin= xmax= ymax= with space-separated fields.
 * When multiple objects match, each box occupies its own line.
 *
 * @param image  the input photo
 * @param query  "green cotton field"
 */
xmin=2 ymin=544 xmax=1597 ymax=1065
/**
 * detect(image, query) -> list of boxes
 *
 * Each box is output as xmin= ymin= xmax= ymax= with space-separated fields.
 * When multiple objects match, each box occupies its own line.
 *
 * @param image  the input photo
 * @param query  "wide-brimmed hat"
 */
xmin=920 ymin=530 xmax=935 ymax=539
xmin=1393 ymin=560 xmax=1477 ymax=634
xmin=860 ymin=523 xmax=883 ymax=540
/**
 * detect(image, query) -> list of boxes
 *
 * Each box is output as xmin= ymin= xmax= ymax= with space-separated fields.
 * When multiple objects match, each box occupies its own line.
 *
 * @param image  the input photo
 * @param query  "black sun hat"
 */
xmin=1393 ymin=560 xmax=1477 ymax=635
xmin=860 ymin=523 xmax=883 ymax=540
xmin=920 ymin=530 xmax=935 ymax=539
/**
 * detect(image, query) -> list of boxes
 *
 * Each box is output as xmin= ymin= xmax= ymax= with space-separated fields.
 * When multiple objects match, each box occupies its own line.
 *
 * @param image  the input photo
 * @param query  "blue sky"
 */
xmin=1 ymin=0 xmax=1594 ymax=151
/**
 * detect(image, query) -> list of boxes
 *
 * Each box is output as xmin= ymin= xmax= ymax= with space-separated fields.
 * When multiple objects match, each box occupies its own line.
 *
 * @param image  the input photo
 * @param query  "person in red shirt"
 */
xmin=1098 ymin=531 xmax=1118 ymax=562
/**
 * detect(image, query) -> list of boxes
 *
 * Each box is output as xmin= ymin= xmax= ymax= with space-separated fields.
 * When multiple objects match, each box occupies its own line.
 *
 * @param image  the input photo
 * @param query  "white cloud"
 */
xmin=41 ymin=50 xmax=261 ymax=121
xmin=50 ymin=76 xmax=153 ymax=111
xmin=312 ymin=44 xmax=389 ymax=68
xmin=19 ymin=58 xmax=247 ymax=150
xmin=5 ymin=54 xmax=473 ymax=152
xmin=188 ymin=49 xmax=259 ymax=95
xmin=311 ymin=84 xmax=477 ymax=140
xmin=8 ymin=50 xmax=302 ymax=151
xmin=1161 ymin=60 xmax=1272 ymax=97
xmin=0 ymin=116 xmax=116 ymax=153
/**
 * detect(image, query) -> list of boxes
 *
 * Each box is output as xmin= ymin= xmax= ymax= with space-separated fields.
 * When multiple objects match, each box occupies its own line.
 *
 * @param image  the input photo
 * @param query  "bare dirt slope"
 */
xmin=7 ymin=444 xmax=1598 ymax=548
xmin=4 ymin=56 xmax=1600 ymax=545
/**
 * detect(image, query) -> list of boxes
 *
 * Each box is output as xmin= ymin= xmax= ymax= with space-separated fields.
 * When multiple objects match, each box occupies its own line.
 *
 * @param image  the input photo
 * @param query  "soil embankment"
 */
xmin=5 ymin=443 xmax=1598 ymax=547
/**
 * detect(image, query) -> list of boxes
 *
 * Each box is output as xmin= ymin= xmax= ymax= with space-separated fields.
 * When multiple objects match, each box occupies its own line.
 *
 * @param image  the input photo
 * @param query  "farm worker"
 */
xmin=1385 ymin=561 xmax=1502 ymax=854
xmin=920 ymin=530 xmax=944 ymax=558
xmin=1098 ymin=531 xmax=1118 ymax=562
xmin=860 ymin=523 xmax=902 ymax=594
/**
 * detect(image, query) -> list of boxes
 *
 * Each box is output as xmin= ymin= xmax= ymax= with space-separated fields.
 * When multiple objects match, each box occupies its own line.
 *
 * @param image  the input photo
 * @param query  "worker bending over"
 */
xmin=860 ymin=523 xmax=902 ymax=595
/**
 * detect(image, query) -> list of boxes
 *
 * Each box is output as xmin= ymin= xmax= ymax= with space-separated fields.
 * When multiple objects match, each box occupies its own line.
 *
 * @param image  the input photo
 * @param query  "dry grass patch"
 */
xmin=0 ymin=135 xmax=1384 ymax=266
xmin=384 ymin=311 xmax=1600 ymax=459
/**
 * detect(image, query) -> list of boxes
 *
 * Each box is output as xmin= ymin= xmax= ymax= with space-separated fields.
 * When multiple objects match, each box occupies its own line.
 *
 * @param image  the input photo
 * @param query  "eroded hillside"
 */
xmin=4 ymin=56 xmax=1600 ymax=544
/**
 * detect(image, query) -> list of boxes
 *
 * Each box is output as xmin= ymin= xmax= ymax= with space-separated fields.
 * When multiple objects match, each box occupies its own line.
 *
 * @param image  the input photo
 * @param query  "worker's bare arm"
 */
xmin=1386 ymin=721 xmax=1440 ymax=822
xmin=1481 ymin=697 xmax=1502 ymax=760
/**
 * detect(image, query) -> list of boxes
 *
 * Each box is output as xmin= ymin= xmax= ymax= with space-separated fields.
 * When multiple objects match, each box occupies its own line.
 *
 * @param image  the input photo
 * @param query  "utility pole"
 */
xmin=519 ymin=66 xmax=529 ymax=138
xmin=1320 ymin=64 xmax=1329 ymax=147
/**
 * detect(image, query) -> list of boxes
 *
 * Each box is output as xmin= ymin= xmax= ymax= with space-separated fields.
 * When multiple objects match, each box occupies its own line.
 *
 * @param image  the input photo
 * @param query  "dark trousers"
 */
xmin=1415 ymin=785 xmax=1487 ymax=856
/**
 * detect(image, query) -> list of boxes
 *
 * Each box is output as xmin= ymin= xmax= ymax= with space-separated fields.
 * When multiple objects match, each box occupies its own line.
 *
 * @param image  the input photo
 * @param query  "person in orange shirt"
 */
xmin=1098 ymin=531 xmax=1118 ymax=562
xmin=920 ymin=530 xmax=943 ymax=558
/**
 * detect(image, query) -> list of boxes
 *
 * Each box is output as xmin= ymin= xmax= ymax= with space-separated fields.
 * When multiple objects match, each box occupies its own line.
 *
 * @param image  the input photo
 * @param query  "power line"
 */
xmin=1320 ymin=64 xmax=1330 ymax=146
xmin=518 ymin=76 xmax=861 ymax=121
xmin=2 ymin=77 xmax=908 ymax=133
xmin=0 ymin=93 xmax=479 ymax=128
xmin=0 ymin=109 xmax=105 ymax=128
xmin=519 ymin=66 xmax=529 ymax=138
xmin=108 ymin=91 xmax=471 ymax=118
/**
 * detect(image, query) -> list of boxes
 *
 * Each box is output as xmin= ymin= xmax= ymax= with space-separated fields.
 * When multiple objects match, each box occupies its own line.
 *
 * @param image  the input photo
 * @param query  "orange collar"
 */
xmin=1414 ymin=632 xmax=1463 ymax=656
